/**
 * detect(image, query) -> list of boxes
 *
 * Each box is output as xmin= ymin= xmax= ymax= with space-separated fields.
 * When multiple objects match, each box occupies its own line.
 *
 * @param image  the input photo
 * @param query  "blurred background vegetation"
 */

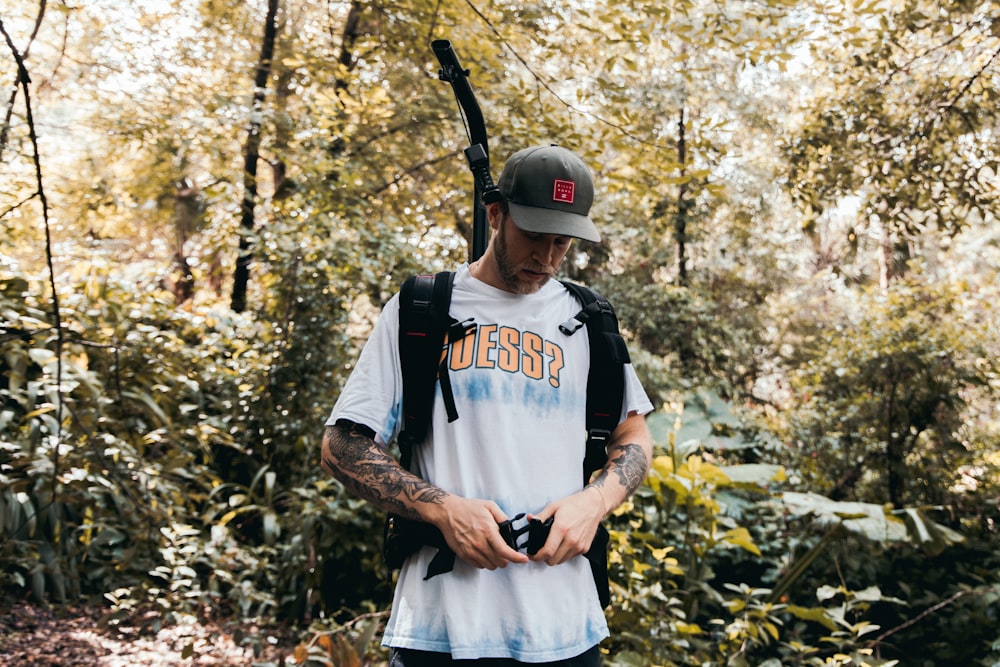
xmin=1 ymin=0 xmax=998 ymax=665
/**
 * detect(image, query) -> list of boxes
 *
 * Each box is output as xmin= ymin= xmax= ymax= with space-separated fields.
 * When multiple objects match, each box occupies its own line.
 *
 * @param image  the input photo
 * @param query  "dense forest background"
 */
xmin=2 ymin=0 xmax=998 ymax=665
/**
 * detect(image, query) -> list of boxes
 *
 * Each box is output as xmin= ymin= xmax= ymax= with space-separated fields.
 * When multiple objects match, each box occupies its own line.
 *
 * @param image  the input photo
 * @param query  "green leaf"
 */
xmin=718 ymin=464 xmax=786 ymax=487
xmin=785 ymin=605 xmax=838 ymax=631
xmin=721 ymin=527 xmax=761 ymax=556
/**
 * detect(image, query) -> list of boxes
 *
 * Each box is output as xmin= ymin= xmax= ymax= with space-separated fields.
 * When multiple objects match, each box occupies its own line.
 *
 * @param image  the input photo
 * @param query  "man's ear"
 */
xmin=486 ymin=202 xmax=504 ymax=230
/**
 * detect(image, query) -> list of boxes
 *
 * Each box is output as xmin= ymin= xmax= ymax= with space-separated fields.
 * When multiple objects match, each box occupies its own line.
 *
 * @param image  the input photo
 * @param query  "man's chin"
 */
xmin=514 ymin=274 xmax=550 ymax=295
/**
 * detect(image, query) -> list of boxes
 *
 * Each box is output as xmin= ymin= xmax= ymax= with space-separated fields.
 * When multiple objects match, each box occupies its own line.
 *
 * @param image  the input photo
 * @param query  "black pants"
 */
xmin=388 ymin=644 xmax=600 ymax=666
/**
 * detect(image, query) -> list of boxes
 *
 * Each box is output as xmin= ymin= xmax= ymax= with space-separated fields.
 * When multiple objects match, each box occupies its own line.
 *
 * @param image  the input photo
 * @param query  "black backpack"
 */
xmin=384 ymin=271 xmax=630 ymax=607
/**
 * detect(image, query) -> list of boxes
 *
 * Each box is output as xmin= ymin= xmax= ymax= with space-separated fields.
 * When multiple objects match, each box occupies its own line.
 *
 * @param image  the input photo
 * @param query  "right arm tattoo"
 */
xmin=321 ymin=421 xmax=446 ymax=520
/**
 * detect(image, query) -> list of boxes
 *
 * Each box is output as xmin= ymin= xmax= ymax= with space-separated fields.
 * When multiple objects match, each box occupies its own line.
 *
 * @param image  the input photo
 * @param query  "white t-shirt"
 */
xmin=328 ymin=265 xmax=653 ymax=662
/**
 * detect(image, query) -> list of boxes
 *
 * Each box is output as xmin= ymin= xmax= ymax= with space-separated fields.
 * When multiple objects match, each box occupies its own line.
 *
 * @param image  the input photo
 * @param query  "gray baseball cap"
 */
xmin=497 ymin=145 xmax=601 ymax=242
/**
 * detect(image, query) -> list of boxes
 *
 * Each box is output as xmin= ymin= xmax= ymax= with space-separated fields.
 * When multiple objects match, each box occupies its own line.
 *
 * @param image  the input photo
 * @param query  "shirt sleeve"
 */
xmin=325 ymin=295 xmax=404 ymax=445
xmin=621 ymin=363 xmax=655 ymax=421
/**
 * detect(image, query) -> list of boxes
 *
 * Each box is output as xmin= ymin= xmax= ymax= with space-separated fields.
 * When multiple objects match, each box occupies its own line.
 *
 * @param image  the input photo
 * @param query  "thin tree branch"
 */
xmin=940 ymin=43 xmax=1000 ymax=113
xmin=373 ymin=149 xmax=461 ymax=195
xmin=2 ymin=11 xmax=66 ymax=552
xmin=0 ymin=194 xmax=40 ymax=220
xmin=461 ymin=0 xmax=669 ymax=151
xmin=1 ymin=0 xmax=46 ymax=161
xmin=1 ymin=0 xmax=51 ymax=149
xmin=872 ymin=586 xmax=1000 ymax=645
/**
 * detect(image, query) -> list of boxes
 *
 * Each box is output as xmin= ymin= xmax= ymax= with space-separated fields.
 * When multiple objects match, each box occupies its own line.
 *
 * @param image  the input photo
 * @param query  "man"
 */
xmin=321 ymin=145 xmax=654 ymax=665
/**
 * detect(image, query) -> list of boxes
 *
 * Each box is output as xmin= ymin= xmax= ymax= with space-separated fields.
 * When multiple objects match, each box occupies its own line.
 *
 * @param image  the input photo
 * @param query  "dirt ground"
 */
xmin=0 ymin=600 xmax=300 ymax=666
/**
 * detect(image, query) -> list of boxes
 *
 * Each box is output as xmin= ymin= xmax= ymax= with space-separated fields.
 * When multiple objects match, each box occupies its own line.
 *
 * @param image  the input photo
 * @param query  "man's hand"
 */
xmin=423 ymin=496 xmax=530 ymax=570
xmin=529 ymin=412 xmax=652 ymax=567
xmin=527 ymin=486 xmax=605 ymax=566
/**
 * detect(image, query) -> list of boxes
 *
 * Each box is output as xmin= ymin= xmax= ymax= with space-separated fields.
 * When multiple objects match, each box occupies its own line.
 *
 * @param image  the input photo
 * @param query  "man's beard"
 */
xmin=495 ymin=219 xmax=550 ymax=295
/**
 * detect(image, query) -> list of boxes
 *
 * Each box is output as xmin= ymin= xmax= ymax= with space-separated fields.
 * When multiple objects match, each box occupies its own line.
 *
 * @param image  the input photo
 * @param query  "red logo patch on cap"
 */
xmin=552 ymin=179 xmax=575 ymax=204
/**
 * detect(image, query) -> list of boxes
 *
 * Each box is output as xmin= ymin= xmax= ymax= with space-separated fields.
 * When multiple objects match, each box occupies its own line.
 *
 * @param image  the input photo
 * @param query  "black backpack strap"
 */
xmin=559 ymin=281 xmax=630 ymax=484
xmin=389 ymin=271 xmax=474 ymax=579
xmin=559 ymin=281 xmax=628 ymax=608
xmin=559 ymin=281 xmax=629 ymax=609
xmin=398 ymin=271 xmax=476 ymax=467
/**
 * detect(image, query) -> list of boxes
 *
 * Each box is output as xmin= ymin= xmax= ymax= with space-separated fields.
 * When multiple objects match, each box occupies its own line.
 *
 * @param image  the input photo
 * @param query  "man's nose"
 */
xmin=534 ymin=239 xmax=559 ymax=264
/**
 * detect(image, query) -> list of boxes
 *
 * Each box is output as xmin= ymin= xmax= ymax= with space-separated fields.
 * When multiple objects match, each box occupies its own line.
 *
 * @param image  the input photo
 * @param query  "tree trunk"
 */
xmin=674 ymin=106 xmax=689 ymax=287
xmin=336 ymin=2 xmax=365 ymax=95
xmin=884 ymin=365 xmax=906 ymax=507
xmin=231 ymin=0 xmax=281 ymax=313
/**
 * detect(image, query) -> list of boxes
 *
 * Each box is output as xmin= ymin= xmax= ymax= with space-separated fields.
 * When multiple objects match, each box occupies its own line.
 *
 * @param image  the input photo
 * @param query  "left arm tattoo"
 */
xmin=604 ymin=442 xmax=649 ymax=496
xmin=591 ymin=442 xmax=649 ymax=494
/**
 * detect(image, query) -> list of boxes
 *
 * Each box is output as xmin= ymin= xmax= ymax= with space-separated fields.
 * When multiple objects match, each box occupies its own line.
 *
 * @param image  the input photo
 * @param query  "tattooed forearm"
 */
xmin=593 ymin=442 xmax=649 ymax=497
xmin=321 ymin=423 xmax=447 ymax=520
